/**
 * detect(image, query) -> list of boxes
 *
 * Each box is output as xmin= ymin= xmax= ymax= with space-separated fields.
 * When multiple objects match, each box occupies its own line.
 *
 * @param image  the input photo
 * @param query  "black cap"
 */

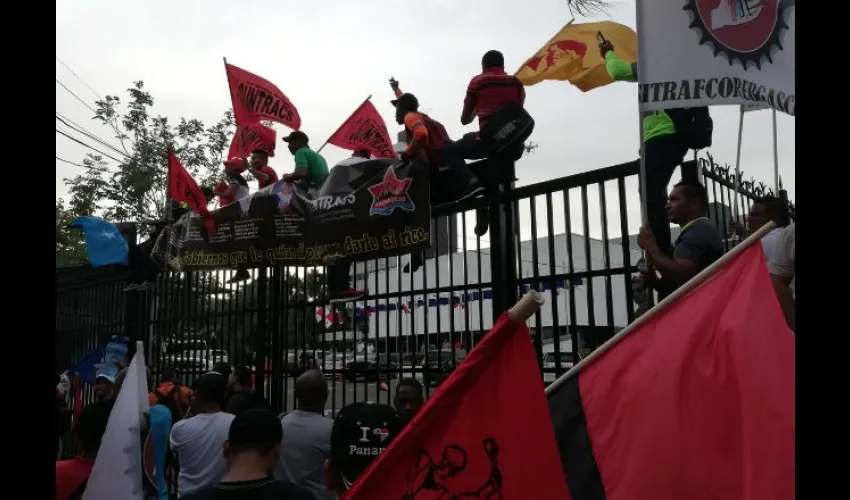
xmin=196 ymin=371 xmax=228 ymax=403
xmin=390 ymin=93 xmax=419 ymax=111
xmin=282 ymin=131 xmax=309 ymax=144
xmin=330 ymin=403 xmax=401 ymax=488
xmin=228 ymin=409 xmax=283 ymax=449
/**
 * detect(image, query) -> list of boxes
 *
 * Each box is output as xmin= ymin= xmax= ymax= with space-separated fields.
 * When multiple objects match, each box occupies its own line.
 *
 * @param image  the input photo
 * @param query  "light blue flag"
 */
xmin=69 ymin=216 xmax=129 ymax=267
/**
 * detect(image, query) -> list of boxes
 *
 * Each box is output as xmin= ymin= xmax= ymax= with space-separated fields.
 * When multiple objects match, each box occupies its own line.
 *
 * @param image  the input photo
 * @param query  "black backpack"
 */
xmin=153 ymin=384 xmax=185 ymax=424
xmin=667 ymin=107 xmax=713 ymax=151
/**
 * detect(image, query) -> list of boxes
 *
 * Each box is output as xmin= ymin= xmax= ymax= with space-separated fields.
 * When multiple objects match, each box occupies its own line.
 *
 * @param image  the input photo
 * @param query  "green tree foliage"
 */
xmin=56 ymin=199 xmax=87 ymax=267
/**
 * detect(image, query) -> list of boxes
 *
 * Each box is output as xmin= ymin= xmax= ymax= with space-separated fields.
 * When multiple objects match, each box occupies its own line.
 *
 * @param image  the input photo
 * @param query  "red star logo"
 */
xmin=368 ymin=167 xmax=415 ymax=216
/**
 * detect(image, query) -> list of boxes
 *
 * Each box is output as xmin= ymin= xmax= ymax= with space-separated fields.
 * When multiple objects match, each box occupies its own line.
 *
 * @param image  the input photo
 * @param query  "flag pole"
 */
xmin=507 ymin=290 xmax=545 ymax=322
xmin=316 ymin=94 xmax=373 ymax=154
xmin=772 ymin=108 xmax=780 ymax=193
xmin=545 ymin=220 xmax=777 ymax=396
xmin=732 ymin=105 xmax=745 ymax=223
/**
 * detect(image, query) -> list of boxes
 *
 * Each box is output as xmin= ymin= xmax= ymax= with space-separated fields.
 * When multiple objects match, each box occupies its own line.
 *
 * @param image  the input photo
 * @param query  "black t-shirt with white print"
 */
xmin=181 ymin=477 xmax=315 ymax=500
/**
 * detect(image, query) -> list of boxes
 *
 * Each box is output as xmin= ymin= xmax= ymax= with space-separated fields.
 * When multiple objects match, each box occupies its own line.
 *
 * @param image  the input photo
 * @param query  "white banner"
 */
xmin=743 ymin=103 xmax=770 ymax=112
xmin=637 ymin=0 xmax=795 ymax=116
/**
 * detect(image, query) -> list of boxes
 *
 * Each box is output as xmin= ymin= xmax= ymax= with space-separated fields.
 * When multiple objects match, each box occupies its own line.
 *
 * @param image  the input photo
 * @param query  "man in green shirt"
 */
xmin=599 ymin=40 xmax=689 ymax=259
xmin=282 ymin=131 xmax=329 ymax=184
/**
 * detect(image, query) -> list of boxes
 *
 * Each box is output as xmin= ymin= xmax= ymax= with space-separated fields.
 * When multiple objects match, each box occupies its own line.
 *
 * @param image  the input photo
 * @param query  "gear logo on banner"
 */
xmin=685 ymin=0 xmax=793 ymax=69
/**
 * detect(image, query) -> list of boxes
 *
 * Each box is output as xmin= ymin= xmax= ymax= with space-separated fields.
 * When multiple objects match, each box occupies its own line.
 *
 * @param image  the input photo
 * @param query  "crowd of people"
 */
xmin=56 ymin=360 xmax=427 ymax=499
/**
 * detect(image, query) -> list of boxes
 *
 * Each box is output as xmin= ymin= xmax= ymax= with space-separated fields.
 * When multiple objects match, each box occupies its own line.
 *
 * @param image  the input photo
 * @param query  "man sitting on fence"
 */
xmin=637 ymin=181 xmax=722 ymax=300
xmin=728 ymin=195 xmax=790 ymax=262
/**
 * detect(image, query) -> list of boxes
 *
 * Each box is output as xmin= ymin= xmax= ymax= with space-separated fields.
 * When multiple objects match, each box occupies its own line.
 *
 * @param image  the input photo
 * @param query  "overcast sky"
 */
xmin=56 ymin=0 xmax=794 ymax=243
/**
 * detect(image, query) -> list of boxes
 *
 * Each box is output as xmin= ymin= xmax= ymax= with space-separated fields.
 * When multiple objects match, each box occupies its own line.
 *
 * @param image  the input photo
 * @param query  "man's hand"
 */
xmin=599 ymin=40 xmax=614 ymax=57
xmin=636 ymin=226 xmax=658 ymax=255
xmin=389 ymin=77 xmax=399 ymax=91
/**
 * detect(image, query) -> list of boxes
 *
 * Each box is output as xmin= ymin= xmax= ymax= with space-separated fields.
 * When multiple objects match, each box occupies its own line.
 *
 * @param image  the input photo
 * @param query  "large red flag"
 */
xmin=343 ymin=311 xmax=570 ymax=498
xmin=548 ymin=243 xmax=795 ymax=500
xmin=227 ymin=122 xmax=277 ymax=159
xmin=167 ymin=151 xmax=215 ymax=232
xmin=224 ymin=62 xmax=301 ymax=130
xmin=326 ymin=100 xmax=397 ymax=159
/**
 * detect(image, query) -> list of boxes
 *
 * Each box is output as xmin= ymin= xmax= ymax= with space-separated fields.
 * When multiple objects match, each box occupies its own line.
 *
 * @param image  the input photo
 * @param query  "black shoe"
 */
xmin=456 ymin=183 xmax=486 ymax=202
xmin=329 ymin=288 xmax=367 ymax=304
xmin=403 ymin=254 xmax=423 ymax=273
xmin=474 ymin=208 xmax=490 ymax=237
xmin=228 ymin=269 xmax=251 ymax=284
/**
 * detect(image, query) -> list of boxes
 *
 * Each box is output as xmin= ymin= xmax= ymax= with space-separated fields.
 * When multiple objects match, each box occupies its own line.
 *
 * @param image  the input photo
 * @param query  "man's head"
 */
xmin=666 ymin=181 xmax=709 ymax=225
xmin=195 ymin=371 xmax=228 ymax=408
xmin=222 ymin=409 xmax=283 ymax=473
xmin=223 ymin=157 xmax=246 ymax=175
xmin=482 ymin=50 xmax=505 ymax=70
xmin=74 ymin=398 xmax=114 ymax=456
xmin=249 ymin=149 xmax=269 ymax=169
xmin=747 ymin=196 xmax=789 ymax=232
xmin=325 ymin=403 xmax=401 ymax=493
xmin=283 ymin=131 xmax=309 ymax=156
xmin=392 ymin=93 xmax=419 ymax=125
xmin=394 ymin=378 xmax=424 ymax=426
xmin=200 ymin=186 xmax=216 ymax=204
xmin=93 ymin=374 xmax=115 ymax=400
xmin=294 ymin=369 xmax=328 ymax=412
xmin=353 ymin=148 xmax=371 ymax=159
xmin=161 ymin=365 xmax=180 ymax=384
xmin=213 ymin=361 xmax=232 ymax=381
xmin=230 ymin=365 xmax=252 ymax=389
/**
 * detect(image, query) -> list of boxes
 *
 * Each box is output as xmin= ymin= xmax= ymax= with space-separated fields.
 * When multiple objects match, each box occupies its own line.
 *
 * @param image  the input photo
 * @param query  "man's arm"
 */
xmin=603 ymin=50 xmax=636 ymax=82
xmin=461 ymin=79 xmax=477 ymax=125
xmin=251 ymin=168 xmax=270 ymax=184
xmin=404 ymin=113 xmax=429 ymax=156
xmin=768 ymin=224 xmax=795 ymax=330
xmin=645 ymin=248 xmax=699 ymax=289
xmin=220 ymin=183 xmax=239 ymax=198
xmin=283 ymin=150 xmax=309 ymax=182
xmin=770 ymin=274 xmax=795 ymax=331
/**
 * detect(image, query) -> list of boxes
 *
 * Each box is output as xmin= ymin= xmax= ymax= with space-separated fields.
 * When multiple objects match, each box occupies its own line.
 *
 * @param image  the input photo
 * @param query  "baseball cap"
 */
xmin=95 ymin=373 xmax=115 ymax=384
xmin=282 ymin=131 xmax=309 ymax=144
xmin=390 ymin=93 xmax=419 ymax=110
xmin=227 ymin=409 xmax=283 ymax=451
xmin=330 ymin=402 xmax=401 ymax=489
xmin=223 ymin=157 xmax=247 ymax=172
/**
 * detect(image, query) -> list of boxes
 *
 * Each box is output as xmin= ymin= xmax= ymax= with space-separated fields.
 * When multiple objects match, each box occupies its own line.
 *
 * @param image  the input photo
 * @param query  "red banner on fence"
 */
xmin=225 ymin=62 xmax=301 ymax=130
xmin=327 ymin=100 xmax=397 ymax=159
xmin=228 ymin=122 xmax=277 ymax=159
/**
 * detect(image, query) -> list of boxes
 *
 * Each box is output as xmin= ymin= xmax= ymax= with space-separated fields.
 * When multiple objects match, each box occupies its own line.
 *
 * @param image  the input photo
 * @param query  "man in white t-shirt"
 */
xmin=170 ymin=372 xmax=235 ymax=498
xmin=729 ymin=195 xmax=790 ymax=261
xmin=769 ymin=223 xmax=795 ymax=332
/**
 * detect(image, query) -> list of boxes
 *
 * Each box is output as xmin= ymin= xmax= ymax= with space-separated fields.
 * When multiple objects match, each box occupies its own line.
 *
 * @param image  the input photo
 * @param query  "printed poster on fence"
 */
xmin=636 ymin=0 xmax=795 ymax=115
xmin=152 ymin=159 xmax=431 ymax=269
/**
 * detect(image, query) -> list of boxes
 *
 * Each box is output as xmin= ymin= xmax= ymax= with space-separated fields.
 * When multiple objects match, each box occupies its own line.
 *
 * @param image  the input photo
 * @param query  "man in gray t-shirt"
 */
xmin=638 ymin=181 xmax=723 ymax=298
xmin=274 ymin=369 xmax=335 ymax=499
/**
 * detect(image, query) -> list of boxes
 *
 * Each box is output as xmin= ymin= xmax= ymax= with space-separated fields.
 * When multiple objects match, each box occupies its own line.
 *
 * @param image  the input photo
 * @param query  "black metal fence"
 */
xmin=56 ymin=153 xmax=794 ymax=426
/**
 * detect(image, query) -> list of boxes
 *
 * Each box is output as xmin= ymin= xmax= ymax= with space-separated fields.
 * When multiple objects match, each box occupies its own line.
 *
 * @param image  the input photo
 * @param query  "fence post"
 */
xmin=253 ymin=266 xmax=269 ymax=398
xmin=487 ymin=159 xmax=518 ymax=317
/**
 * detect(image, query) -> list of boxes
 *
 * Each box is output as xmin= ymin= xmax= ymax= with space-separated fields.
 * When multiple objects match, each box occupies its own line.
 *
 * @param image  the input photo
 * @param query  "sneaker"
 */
xmin=228 ymin=269 xmax=251 ymax=284
xmin=329 ymin=288 xmax=367 ymax=304
xmin=403 ymin=254 xmax=423 ymax=274
xmin=456 ymin=183 xmax=486 ymax=202
xmin=474 ymin=208 xmax=490 ymax=237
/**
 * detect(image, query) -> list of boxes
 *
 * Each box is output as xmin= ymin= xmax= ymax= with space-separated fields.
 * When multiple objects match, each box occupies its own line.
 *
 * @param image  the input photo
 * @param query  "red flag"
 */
xmin=548 ymin=243 xmax=795 ymax=500
xmin=344 ymin=311 xmax=569 ymax=498
xmin=401 ymin=303 xmax=410 ymax=314
xmin=224 ymin=62 xmax=301 ymax=130
xmin=228 ymin=122 xmax=277 ymax=159
xmin=168 ymin=151 xmax=215 ymax=232
xmin=326 ymin=100 xmax=397 ymax=159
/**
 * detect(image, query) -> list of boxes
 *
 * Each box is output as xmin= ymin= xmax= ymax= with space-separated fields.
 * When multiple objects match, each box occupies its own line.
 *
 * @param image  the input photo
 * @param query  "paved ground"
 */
xmin=263 ymin=372 xmax=436 ymax=417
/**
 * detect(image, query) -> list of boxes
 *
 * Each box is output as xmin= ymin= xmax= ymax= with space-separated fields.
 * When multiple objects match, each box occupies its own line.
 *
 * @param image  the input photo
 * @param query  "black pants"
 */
xmin=328 ymin=263 xmax=351 ymax=294
xmin=643 ymin=134 xmax=688 ymax=257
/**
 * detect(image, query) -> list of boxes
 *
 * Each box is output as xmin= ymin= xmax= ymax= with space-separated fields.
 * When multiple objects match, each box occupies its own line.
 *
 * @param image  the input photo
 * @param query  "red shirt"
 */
xmin=462 ymin=68 xmax=526 ymax=128
xmin=56 ymin=457 xmax=94 ymax=499
xmin=254 ymin=165 xmax=279 ymax=189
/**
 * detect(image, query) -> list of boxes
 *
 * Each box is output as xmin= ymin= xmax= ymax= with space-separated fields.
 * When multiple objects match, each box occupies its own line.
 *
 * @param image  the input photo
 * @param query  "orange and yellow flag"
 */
xmin=514 ymin=21 xmax=637 ymax=92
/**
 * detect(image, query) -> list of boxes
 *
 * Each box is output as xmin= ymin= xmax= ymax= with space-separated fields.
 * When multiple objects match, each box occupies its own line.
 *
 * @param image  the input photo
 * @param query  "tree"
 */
xmin=62 ymin=81 xmax=236 ymax=227
xmin=564 ymin=0 xmax=612 ymax=16
xmin=56 ymin=199 xmax=87 ymax=267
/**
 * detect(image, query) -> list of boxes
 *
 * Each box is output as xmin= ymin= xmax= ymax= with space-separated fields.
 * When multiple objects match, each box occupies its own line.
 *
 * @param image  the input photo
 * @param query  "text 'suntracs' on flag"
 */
xmin=515 ymin=21 xmax=637 ymax=92
xmin=549 ymin=243 xmax=794 ymax=500
xmin=69 ymin=216 xmax=129 ymax=267
xmin=344 ymin=312 xmax=569 ymax=499
xmin=167 ymin=151 xmax=215 ymax=233
xmin=228 ymin=122 xmax=277 ymax=159
xmin=327 ymin=100 xmax=397 ymax=159
xmin=83 ymin=346 xmax=149 ymax=500
xmin=225 ymin=62 xmax=301 ymax=130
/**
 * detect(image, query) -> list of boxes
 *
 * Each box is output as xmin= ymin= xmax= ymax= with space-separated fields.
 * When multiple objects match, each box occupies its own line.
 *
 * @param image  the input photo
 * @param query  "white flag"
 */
xmin=636 ymin=0 xmax=795 ymax=116
xmin=83 ymin=344 xmax=149 ymax=500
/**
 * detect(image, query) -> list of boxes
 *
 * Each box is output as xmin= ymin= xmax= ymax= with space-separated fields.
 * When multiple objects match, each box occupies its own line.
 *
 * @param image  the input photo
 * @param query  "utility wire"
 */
xmin=55 ymin=72 xmax=131 ymax=155
xmin=56 ymin=156 xmax=84 ymax=167
xmin=56 ymin=114 xmax=129 ymax=158
xmin=56 ymin=129 xmax=124 ymax=163
xmin=56 ymin=56 xmax=103 ymax=100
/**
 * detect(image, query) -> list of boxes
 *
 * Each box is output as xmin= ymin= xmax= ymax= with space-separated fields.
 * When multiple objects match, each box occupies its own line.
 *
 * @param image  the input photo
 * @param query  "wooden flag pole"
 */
xmin=545 ymin=221 xmax=777 ymax=396
xmin=772 ymin=109 xmax=780 ymax=193
xmin=316 ymin=94 xmax=373 ymax=154
xmin=732 ymin=105 xmax=745 ymax=224
xmin=508 ymin=290 xmax=545 ymax=323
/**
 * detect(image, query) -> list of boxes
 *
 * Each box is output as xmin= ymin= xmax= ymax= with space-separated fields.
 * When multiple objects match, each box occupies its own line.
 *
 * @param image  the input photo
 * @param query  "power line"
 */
xmin=56 ymin=114 xmax=129 ymax=158
xmin=56 ymin=79 xmax=97 ymax=114
xmin=55 ymin=129 xmax=124 ymax=163
xmin=55 ymin=76 xmax=131 ymax=156
xmin=56 ymin=156 xmax=84 ymax=167
xmin=56 ymin=56 xmax=103 ymax=100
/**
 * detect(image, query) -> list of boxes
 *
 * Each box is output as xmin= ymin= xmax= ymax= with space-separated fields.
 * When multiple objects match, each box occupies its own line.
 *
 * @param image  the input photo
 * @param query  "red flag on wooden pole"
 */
xmin=343 ymin=295 xmax=569 ymax=498
xmin=167 ymin=151 xmax=215 ymax=232
xmin=224 ymin=59 xmax=301 ymax=131
xmin=324 ymin=98 xmax=397 ymax=159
